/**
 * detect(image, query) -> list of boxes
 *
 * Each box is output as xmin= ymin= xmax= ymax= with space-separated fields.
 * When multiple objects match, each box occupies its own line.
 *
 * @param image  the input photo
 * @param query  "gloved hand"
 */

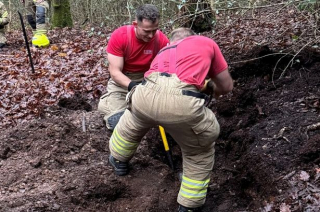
xmin=128 ymin=81 xmax=139 ymax=92
xmin=200 ymin=79 xmax=215 ymax=95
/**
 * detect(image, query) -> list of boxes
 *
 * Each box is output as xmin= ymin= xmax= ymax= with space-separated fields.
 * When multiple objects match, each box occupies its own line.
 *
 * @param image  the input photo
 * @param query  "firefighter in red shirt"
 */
xmin=108 ymin=28 xmax=233 ymax=212
xmin=98 ymin=4 xmax=169 ymax=130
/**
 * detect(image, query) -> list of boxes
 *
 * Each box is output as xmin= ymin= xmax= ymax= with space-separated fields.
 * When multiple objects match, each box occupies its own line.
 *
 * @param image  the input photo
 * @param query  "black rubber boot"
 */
xmin=178 ymin=205 xmax=202 ymax=212
xmin=109 ymin=155 xmax=128 ymax=176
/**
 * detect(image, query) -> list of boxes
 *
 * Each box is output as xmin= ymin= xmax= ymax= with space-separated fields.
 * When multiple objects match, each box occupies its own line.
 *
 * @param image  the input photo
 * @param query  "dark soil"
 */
xmin=1 ymin=47 xmax=320 ymax=212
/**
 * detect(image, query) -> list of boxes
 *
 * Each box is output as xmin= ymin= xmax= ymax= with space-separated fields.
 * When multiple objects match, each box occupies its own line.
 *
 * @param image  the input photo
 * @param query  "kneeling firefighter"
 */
xmin=107 ymin=28 xmax=234 ymax=212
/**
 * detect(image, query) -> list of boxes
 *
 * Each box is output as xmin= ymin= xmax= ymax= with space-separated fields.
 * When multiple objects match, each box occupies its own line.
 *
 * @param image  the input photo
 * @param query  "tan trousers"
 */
xmin=109 ymin=72 xmax=220 ymax=208
xmin=98 ymin=72 xmax=144 ymax=129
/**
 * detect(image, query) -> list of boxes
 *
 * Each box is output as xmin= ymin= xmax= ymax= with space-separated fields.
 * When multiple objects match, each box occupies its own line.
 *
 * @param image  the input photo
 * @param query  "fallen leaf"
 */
xmin=51 ymin=45 xmax=59 ymax=51
xmin=58 ymin=53 xmax=67 ymax=57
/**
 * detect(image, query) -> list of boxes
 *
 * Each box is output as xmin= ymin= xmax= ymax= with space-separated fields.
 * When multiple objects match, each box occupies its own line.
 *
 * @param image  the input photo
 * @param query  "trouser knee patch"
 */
xmin=27 ymin=15 xmax=36 ymax=29
xmin=36 ymin=6 xmax=46 ymax=24
xmin=107 ymin=111 xmax=125 ymax=130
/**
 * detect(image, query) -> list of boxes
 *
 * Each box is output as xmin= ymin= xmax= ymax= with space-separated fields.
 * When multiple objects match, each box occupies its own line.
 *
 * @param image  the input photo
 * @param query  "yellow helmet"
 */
xmin=32 ymin=34 xmax=50 ymax=48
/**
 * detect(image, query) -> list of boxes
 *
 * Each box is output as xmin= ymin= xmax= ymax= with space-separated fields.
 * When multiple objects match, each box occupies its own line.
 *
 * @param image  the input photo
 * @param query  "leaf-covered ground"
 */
xmin=1 ymin=5 xmax=320 ymax=212
xmin=0 ymin=27 xmax=110 ymax=129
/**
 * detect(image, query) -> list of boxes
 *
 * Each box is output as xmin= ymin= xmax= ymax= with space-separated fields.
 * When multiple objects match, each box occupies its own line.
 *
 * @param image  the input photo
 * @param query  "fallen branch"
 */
xmin=229 ymin=53 xmax=294 ymax=65
xmin=279 ymin=38 xmax=320 ymax=79
xmin=82 ymin=112 xmax=86 ymax=133
xmin=306 ymin=122 xmax=320 ymax=131
xmin=261 ymin=127 xmax=291 ymax=143
xmin=304 ymin=122 xmax=320 ymax=140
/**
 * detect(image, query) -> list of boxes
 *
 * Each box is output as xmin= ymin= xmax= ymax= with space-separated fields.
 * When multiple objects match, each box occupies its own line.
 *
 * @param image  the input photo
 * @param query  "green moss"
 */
xmin=51 ymin=0 xmax=73 ymax=28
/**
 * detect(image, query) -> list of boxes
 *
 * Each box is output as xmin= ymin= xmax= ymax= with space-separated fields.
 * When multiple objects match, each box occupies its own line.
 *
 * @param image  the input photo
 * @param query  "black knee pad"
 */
xmin=107 ymin=111 xmax=125 ymax=131
xmin=36 ymin=6 xmax=46 ymax=24
xmin=26 ymin=15 xmax=36 ymax=29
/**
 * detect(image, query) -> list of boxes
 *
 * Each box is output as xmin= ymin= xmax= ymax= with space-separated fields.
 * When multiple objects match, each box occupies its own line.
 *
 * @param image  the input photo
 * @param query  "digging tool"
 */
xmin=18 ymin=11 xmax=35 ymax=74
xmin=159 ymin=126 xmax=174 ymax=170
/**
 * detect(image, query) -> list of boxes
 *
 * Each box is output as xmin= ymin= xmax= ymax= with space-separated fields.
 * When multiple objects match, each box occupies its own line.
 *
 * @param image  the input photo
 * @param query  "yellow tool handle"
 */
xmin=159 ymin=126 xmax=169 ymax=151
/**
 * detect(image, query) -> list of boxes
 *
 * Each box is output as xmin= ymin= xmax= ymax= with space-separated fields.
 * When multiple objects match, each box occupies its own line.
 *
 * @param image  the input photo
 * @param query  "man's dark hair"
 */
xmin=170 ymin=28 xmax=195 ymax=42
xmin=135 ymin=4 xmax=160 ymax=23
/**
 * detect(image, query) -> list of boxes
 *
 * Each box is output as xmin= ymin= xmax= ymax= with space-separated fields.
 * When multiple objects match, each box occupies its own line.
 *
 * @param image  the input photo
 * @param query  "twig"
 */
xmin=279 ymin=38 xmax=320 ymax=79
xmin=272 ymin=53 xmax=292 ymax=87
xmin=190 ymin=0 xmax=201 ymax=30
xmin=306 ymin=122 xmax=320 ymax=131
xmin=82 ymin=112 xmax=86 ymax=133
xmin=304 ymin=122 xmax=320 ymax=140
xmin=216 ymin=0 xmax=303 ymax=11
xmin=283 ymin=171 xmax=296 ymax=180
xmin=228 ymin=53 xmax=294 ymax=65
xmin=261 ymin=127 xmax=291 ymax=143
xmin=0 ymin=55 xmax=15 ymax=57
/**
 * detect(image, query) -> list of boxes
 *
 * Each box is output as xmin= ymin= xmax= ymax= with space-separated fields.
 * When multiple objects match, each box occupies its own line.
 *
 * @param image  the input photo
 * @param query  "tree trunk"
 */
xmin=51 ymin=0 xmax=73 ymax=28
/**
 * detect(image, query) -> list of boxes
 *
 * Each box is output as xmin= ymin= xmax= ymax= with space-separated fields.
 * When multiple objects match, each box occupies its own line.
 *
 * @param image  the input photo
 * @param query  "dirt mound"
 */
xmin=1 ymin=47 xmax=320 ymax=211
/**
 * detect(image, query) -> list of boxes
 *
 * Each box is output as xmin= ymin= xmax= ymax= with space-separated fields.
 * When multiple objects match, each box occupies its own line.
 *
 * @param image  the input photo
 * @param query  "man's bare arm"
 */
xmin=211 ymin=69 xmax=233 ymax=98
xmin=107 ymin=53 xmax=132 ymax=89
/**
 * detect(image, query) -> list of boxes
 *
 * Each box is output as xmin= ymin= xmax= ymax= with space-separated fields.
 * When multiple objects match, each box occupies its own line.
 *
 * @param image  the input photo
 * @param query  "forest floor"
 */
xmin=1 ymin=5 xmax=320 ymax=212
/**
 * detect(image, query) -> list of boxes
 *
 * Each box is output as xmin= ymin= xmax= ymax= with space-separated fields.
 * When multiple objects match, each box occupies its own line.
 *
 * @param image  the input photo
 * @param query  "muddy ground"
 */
xmin=1 ymin=46 xmax=320 ymax=212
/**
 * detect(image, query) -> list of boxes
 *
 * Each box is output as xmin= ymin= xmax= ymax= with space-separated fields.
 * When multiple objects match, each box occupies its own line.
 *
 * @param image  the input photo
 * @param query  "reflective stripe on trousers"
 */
xmin=179 ymin=175 xmax=210 ymax=200
xmin=109 ymin=128 xmax=138 ymax=158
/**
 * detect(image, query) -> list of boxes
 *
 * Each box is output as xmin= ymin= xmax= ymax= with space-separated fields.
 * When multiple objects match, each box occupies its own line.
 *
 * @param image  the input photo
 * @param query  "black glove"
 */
xmin=128 ymin=81 xmax=139 ymax=92
xmin=201 ymin=79 xmax=214 ymax=95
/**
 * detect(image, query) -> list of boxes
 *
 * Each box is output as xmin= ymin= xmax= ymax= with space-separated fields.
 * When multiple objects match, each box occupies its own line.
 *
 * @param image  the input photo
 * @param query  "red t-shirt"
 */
xmin=145 ymin=36 xmax=228 ymax=89
xmin=106 ymin=25 xmax=169 ymax=73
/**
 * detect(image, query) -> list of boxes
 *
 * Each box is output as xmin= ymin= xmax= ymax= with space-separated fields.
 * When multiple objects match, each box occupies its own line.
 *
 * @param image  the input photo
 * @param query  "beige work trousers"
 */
xmin=109 ymin=72 xmax=220 ymax=208
xmin=98 ymin=72 xmax=144 ymax=129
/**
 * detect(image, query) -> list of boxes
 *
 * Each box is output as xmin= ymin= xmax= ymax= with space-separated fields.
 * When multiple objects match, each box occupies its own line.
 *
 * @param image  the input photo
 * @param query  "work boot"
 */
xmin=109 ymin=155 xmax=128 ymax=176
xmin=178 ymin=205 xmax=202 ymax=212
xmin=32 ymin=33 xmax=50 ymax=48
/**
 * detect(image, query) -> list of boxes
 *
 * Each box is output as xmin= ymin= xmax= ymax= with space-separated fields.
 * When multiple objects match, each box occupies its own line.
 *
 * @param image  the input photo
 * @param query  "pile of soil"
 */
xmin=1 ymin=47 xmax=320 ymax=211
